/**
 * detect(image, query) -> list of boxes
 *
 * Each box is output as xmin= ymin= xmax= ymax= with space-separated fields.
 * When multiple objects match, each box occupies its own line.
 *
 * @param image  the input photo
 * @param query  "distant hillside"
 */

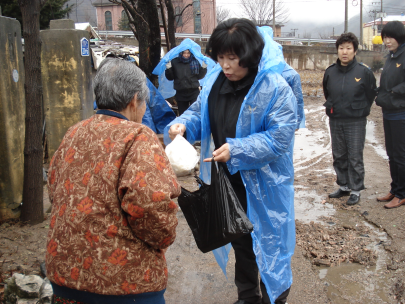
xmin=286 ymin=0 xmax=404 ymax=38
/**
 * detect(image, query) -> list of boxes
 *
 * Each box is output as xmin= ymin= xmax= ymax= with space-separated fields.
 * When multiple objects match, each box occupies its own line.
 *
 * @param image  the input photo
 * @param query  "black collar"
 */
xmin=219 ymin=70 xmax=257 ymax=95
xmin=337 ymin=57 xmax=357 ymax=72
xmin=389 ymin=43 xmax=405 ymax=59
xmin=96 ymin=109 xmax=129 ymax=121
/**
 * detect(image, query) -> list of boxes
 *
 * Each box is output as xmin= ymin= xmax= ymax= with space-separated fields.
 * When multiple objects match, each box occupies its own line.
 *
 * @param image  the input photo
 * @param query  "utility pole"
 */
xmin=360 ymin=0 xmax=363 ymax=46
xmin=380 ymin=0 xmax=383 ymax=34
xmin=371 ymin=9 xmax=377 ymax=35
xmin=344 ymin=0 xmax=348 ymax=33
xmin=272 ymin=0 xmax=276 ymax=36
xmin=291 ymin=28 xmax=298 ymax=37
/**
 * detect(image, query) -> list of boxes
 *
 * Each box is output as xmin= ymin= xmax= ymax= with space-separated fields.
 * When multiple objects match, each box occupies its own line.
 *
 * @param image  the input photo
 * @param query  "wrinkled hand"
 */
xmin=202 ymin=61 xmax=207 ymax=68
xmin=166 ymin=61 xmax=172 ymax=69
xmin=203 ymin=143 xmax=230 ymax=163
xmin=168 ymin=123 xmax=186 ymax=140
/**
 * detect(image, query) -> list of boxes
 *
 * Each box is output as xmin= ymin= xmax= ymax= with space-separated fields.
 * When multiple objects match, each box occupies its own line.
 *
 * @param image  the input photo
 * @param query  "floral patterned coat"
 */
xmin=46 ymin=113 xmax=181 ymax=296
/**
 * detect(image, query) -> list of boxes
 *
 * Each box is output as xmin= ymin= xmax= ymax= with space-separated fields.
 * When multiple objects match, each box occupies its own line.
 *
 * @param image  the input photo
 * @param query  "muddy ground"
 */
xmin=1 ymin=71 xmax=405 ymax=303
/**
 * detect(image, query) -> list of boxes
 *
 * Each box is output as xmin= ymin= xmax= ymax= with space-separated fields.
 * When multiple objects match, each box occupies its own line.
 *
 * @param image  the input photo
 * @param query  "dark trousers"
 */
xmin=329 ymin=118 xmax=367 ymax=191
xmin=177 ymin=100 xmax=193 ymax=116
xmin=176 ymin=88 xmax=200 ymax=116
xmin=230 ymin=185 xmax=290 ymax=304
xmin=383 ymin=118 xmax=405 ymax=199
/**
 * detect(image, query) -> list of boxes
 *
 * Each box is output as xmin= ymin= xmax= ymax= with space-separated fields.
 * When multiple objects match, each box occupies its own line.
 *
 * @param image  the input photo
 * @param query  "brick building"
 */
xmin=92 ymin=0 xmax=216 ymax=35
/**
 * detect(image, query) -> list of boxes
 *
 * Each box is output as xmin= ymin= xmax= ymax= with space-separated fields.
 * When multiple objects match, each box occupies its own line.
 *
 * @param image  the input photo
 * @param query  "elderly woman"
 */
xmin=46 ymin=59 xmax=180 ymax=304
xmin=165 ymin=49 xmax=207 ymax=115
xmin=376 ymin=21 xmax=405 ymax=209
xmin=165 ymin=19 xmax=297 ymax=304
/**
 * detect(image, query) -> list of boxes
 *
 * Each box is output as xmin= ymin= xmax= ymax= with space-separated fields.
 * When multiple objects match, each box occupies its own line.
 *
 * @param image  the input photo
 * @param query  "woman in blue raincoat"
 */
xmin=165 ymin=19 xmax=297 ymax=304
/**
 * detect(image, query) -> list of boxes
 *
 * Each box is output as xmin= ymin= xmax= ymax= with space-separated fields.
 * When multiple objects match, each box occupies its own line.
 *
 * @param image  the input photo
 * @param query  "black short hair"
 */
xmin=381 ymin=21 xmax=405 ymax=45
xmin=206 ymin=18 xmax=264 ymax=69
xmin=335 ymin=32 xmax=359 ymax=52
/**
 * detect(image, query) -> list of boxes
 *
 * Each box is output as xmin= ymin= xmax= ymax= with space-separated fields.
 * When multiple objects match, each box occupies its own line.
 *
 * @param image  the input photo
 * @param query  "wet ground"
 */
xmin=1 ymin=72 xmax=405 ymax=303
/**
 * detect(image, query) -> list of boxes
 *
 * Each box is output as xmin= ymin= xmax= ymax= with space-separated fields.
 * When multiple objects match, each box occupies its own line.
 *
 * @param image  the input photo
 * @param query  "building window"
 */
xmin=193 ymin=0 xmax=201 ymax=34
xmin=105 ymin=11 xmax=112 ymax=31
xmin=175 ymin=6 xmax=182 ymax=26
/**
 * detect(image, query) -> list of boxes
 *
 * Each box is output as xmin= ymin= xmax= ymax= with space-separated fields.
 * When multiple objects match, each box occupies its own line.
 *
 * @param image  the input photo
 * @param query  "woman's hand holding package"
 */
xmin=169 ymin=123 xmax=186 ymax=140
xmin=203 ymin=143 xmax=230 ymax=163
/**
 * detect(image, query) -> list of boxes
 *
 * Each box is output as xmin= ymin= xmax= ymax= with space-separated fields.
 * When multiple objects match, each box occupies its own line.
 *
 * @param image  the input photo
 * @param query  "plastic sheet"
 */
xmin=282 ymin=65 xmax=306 ymax=129
xmin=164 ymin=26 xmax=297 ymax=304
xmin=261 ymin=27 xmax=305 ymax=129
xmin=141 ymin=79 xmax=176 ymax=134
xmin=152 ymin=39 xmax=216 ymax=99
xmin=178 ymin=161 xmax=253 ymax=253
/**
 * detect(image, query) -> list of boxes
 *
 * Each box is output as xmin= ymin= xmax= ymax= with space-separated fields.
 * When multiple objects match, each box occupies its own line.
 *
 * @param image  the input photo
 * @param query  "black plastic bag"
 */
xmin=178 ymin=161 xmax=253 ymax=253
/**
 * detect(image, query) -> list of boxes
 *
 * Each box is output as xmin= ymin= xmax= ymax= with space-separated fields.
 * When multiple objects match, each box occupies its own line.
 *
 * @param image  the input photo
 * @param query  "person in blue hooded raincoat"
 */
xmin=142 ymin=78 xmax=176 ymax=133
xmin=263 ymin=28 xmax=305 ymax=130
xmin=283 ymin=65 xmax=305 ymax=129
xmin=164 ymin=19 xmax=297 ymax=304
xmin=152 ymin=39 xmax=216 ymax=111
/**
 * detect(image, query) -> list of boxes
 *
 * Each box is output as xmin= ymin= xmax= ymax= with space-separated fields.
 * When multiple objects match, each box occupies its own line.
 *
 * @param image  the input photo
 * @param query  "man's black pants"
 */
xmin=329 ymin=117 xmax=367 ymax=191
xmin=230 ymin=184 xmax=290 ymax=304
xmin=383 ymin=118 xmax=405 ymax=199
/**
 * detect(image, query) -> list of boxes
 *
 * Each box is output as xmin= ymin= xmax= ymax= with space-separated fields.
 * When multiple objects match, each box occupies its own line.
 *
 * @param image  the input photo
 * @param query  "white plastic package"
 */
xmin=165 ymin=135 xmax=199 ymax=176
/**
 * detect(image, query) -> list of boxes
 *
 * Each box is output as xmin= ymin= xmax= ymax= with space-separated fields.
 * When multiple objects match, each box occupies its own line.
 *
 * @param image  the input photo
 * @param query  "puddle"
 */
xmin=294 ymin=112 xmax=332 ymax=173
xmin=366 ymin=120 xmax=388 ymax=160
xmin=316 ymin=210 xmax=390 ymax=303
xmin=294 ymin=190 xmax=335 ymax=223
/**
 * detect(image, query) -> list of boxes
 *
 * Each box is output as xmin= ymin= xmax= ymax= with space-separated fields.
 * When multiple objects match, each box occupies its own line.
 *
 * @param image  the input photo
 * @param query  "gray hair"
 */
xmin=94 ymin=58 xmax=149 ymax=112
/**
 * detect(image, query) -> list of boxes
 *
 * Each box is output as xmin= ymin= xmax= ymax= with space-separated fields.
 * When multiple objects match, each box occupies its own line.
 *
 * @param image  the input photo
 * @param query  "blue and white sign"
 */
xmin=80 ymin=37 xmax=89 ymax=56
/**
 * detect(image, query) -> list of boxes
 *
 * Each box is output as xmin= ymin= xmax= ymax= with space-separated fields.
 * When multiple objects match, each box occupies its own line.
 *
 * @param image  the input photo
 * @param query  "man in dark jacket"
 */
xmin=323 ymin=32 xmax=377 ymax=205
xmin=165 ymin=49 xmax=207 ymax=115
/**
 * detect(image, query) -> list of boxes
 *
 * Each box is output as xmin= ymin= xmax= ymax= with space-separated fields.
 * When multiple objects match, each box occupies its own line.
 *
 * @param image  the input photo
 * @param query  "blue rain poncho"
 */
xmin=263 ymin=28 xmax=305 ymax=129
xmin=152 ymin=39 xmax=216 ymax=99
xmin=164 ymin=26 xmax=297 ymax=303
xmin=282 ymin=65 xmax=305 ymax=129
xmin=142 ymin=78 xmax=176 ymax=134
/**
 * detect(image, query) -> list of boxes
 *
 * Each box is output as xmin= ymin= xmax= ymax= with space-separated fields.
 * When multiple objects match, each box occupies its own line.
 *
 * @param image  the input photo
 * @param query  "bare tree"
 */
xmin=216 ymin=6 xmax=230 ymax=24
xmin=302 ymin=31 xmax=311 ymax=39
xmin=110 ymin=0 xmax=161 ymax=80
xmin=173 ymin=1 xmax=194 ymax=33
xmin=17 ymin=0 xmax=48 ymax=224
xmin=318 ymin=29 xmax=332 ymax=39
xmin=239 ymin=0 xmax=289 ymax=26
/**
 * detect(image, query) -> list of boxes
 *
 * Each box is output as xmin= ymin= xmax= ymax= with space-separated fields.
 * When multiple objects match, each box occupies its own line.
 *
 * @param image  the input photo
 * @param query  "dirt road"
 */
xmin=1 ymin=72 xmax=404 ymax=303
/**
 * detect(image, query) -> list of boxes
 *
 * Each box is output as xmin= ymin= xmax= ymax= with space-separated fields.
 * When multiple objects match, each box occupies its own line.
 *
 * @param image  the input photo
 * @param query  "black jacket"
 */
xmin=375 ymin=44 xmax=405 ymax=113
xmin=323 ymin=57 xmax=377 ymax=119
xmin=165 ymin=57 xmax=207 ymax=93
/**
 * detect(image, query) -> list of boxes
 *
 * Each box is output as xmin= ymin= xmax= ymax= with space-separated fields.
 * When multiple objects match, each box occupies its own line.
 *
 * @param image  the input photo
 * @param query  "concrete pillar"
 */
xmin=0 ymin=17 xmax=26 ymax=220
xmin=41 ymin=19 xmax=93 ymax=158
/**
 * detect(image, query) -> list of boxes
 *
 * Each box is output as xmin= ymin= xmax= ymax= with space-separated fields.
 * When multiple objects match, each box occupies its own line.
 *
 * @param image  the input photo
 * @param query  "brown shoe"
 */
xmin=384 ymin=197 xmax=405 ymax=209
xmin=377 ymin=192 xmax=395 ymax=202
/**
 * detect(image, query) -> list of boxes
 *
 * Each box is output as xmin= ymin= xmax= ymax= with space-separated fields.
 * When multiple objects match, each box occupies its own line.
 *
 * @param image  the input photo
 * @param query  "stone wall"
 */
xmin=0 ymin=16 xmax=25 ymax=221
xmin=41 ymin=20 xmax=94 ymax=158
xmin=282 ymin=45 xmax=385 ymax=71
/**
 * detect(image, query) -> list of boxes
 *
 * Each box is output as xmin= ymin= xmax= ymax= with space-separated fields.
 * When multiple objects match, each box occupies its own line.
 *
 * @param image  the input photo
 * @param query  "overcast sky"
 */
xmin=217 ymin=0 xmax=363 ymax=25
